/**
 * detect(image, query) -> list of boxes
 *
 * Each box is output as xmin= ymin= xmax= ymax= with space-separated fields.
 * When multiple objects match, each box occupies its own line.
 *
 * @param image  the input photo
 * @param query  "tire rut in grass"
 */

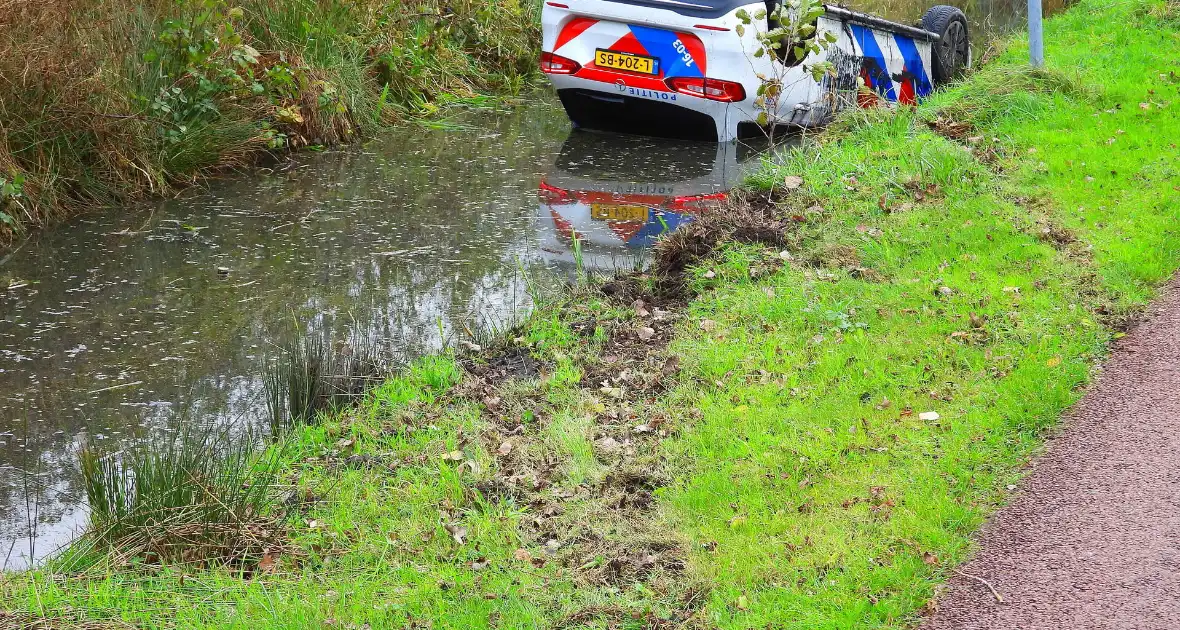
xmin=453 ymin=276 xmax=709 ymax=623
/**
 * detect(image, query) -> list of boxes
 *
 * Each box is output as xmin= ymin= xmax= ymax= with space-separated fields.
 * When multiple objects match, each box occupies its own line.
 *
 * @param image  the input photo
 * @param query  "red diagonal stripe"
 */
xmin=555 ymin=17 xmax=597 ymax=52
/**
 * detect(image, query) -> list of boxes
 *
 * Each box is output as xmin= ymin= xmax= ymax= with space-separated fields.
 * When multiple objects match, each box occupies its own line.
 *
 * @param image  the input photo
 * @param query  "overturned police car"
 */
xmin=540 ymin=0 xmax=970 ymax=141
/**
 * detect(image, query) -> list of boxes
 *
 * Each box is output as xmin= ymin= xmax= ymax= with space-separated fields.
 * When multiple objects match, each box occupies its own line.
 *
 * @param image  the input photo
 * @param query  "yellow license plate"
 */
xmin=594 ymin=49 xmax=658 ymax=75
xmin=591 ymin=204 xmax=649 ymax=221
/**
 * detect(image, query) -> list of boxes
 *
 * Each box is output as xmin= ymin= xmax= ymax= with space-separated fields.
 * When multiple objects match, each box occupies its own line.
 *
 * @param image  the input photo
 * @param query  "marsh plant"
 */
xmin=264 ymin=325 xmax=389 ymax=433
xmin=75 ymin=422 xmax=284 ymax=569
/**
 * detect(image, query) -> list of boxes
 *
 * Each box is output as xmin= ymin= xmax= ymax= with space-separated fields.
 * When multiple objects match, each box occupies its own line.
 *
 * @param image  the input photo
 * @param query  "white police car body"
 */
xmin=540 ymin=0 xmax=970 ymax=141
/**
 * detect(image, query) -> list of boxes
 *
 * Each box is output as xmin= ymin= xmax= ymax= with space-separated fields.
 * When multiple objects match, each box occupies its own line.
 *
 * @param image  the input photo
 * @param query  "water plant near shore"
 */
xmin=264 ymin=325 xmax=389 ymax=432
xmin=72 ymin=421 xmax=285 ymax=570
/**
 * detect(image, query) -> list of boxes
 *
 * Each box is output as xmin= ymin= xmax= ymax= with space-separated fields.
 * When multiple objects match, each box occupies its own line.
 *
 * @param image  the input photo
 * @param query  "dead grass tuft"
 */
xmin=653 ymin=188 xmax=798 ymax=280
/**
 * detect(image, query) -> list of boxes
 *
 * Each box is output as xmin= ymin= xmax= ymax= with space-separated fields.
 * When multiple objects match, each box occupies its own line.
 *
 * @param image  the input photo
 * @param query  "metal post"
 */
xmin=1028 ymin=0 xmax=1044 ymax=67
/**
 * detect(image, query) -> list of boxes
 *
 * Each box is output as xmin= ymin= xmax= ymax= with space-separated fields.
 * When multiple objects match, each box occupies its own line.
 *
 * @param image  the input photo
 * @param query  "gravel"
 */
xmin=923 ymin=283 xmax=1180 ymax=630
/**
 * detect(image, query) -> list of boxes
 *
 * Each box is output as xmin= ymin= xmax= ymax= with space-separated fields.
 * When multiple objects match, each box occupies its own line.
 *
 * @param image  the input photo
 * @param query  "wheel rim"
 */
xmin=938 ymin=21 xmax=968 ymax=76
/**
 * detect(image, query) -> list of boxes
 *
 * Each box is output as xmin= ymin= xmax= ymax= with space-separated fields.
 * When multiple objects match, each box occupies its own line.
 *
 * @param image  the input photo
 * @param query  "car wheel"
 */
xmin=921 ymin=5 xmax=970 ymax=85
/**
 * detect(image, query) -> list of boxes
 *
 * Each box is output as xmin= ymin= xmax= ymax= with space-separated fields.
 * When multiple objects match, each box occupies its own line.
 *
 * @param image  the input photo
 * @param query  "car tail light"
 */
xmin=540 ymin=52 xmax=581 ymax=75
xmin=669 ymin=192 xmax=728 ymax=211
xmin=665 ymin=77 xmax=746 ymax=102
xmin=538 ymin=180 xmax=576 ymax=204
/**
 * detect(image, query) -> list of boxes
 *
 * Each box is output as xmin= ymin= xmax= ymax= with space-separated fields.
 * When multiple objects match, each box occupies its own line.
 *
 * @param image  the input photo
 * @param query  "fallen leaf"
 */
xmin=497 ymin=441 xmax=513 ymax=456
xmin=875 ymin=398 xmax=892 ymax=410
xmin=703 ymin=270 xmax=716 ymax=279
xmin=599 ymin=385 xmax=624 ymax=399
xmin=442 ymin=450 xmax=464 ymax=462
xmin=699 ymin=319 xmax=717 ymax=332
xmin=783 ymin=175 xmax=804 ymax=191
xmin=1140 ymin=102 xmax=1151 ymax=110
xmin=918 ymin=411 xmax=940 ymax=421
xmin=779 ymin=250 xmax=794 ymax=261
xmin=1002 ymin=286 xmax=1021 ymax=293
xmin=764 ymin=287 xmax=776 ymax=299
xmin=513 ymin=548 xmax=533 ymax=562
xmin=736 ymin=595 xmax=750 ymax=610
xmin=334 ymin=437 xmax=355 ymax=452
xmin=482 ymin=395 xmax=501 ymax=412
xmin=637 ymin=326 xmax=656 ymax=341
xmin=258 ymin=550 xmax=278 ymax=574
xmin=1045 ymin=356 xmax=1062 ymax=368
xmin=595 ymin=436 xmax=621 ymax=454
xmin=471 ymin=557 xmax=489 ymax=570
xmin=634 ymin=417 xmax=665 ymax=434
xmin=444 ymin=523 xmax=467 ymax=545
xmin=922 ymin=551 xmax=939 ymax=565
xmin=459 ymin=340 xmax=482 ymax=352
xmin=728 ymin=515 xmax=748 ymax=528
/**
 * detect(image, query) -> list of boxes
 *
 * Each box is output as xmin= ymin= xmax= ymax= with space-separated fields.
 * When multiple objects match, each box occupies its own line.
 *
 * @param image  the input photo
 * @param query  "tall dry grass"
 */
xmin=0 ymin=0 xmax=540 ymax=244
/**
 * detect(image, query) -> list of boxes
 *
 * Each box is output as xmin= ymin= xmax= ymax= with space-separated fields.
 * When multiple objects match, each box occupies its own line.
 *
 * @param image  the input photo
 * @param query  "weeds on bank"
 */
xmin=0 ymin=0 xmax=540 ymax=244
xmin=71 ymin=421 xmax=287 ymax=572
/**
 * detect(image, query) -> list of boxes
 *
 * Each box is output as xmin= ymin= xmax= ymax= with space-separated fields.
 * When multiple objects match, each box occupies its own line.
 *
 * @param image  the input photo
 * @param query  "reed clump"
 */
xmin=74 ymin=422 xmax=287 ymax=570
xmin=264 ymin=326 xmax=389 ymax=432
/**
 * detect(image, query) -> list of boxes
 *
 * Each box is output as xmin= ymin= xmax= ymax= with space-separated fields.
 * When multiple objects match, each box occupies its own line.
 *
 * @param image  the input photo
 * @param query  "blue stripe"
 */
xmin=893 ymin=35 xmax=933 ymax=98
xmin=850 ymin=24 xmax=896 ymax=101
xmin=628 ymin=25 xmax=704 ymax=78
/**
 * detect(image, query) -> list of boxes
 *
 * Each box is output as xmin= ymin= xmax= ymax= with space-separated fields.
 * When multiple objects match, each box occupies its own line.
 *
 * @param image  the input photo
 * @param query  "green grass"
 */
xmin=4 ymin=0 xmax=1180 ymax=627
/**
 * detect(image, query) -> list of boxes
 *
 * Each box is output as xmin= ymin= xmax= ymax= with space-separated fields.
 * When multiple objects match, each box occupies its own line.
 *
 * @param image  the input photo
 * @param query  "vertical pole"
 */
xmin=1028 ymin=0 xmax=1044 ymax=67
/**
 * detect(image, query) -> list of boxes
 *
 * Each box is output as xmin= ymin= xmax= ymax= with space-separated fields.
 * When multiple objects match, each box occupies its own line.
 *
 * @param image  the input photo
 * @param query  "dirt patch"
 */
xmin=1034 ymin=219 xmax=1078 ymax=248
xmin=460 ymin=345 xmax=541 ymax=382
xmin=926 ymin=116 xmax=1004 ymax=165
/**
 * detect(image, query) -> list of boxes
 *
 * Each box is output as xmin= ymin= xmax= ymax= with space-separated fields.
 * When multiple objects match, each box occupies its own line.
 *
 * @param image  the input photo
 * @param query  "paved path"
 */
xmin=924 ymin=283 xmax=1180 ymax=630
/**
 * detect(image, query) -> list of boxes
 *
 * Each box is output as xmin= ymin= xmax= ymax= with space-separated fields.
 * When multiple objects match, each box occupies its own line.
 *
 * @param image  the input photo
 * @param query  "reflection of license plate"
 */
xmin=591 ymin=204 xmax=649 ymax=221
xmin=594 ymin=49 xmax=658 ymax=75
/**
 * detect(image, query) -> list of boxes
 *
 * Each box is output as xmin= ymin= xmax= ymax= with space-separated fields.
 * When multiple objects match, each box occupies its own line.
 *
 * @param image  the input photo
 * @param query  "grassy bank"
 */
xmin=4 ymin=0 xmax=1180 ymax=627
xmin=0 ymin=0 xmax=538 ymax=245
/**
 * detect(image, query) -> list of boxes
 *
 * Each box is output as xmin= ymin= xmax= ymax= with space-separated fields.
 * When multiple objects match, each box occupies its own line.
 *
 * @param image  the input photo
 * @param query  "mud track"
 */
xmin=924 ymin=281 xmax=1180 ymax=629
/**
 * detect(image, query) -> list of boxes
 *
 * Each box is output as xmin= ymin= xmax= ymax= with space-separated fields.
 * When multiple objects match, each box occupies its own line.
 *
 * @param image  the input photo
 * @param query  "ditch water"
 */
xmin=0 ymin=97 xmax=765 ymax=569
xmin=0 ymin=0 xmax=1061 ymax=570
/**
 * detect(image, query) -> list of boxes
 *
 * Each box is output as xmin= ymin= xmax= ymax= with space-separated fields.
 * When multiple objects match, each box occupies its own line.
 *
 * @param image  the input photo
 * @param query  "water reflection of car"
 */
xmin=536 ymin=131 xmax=761 ymax=270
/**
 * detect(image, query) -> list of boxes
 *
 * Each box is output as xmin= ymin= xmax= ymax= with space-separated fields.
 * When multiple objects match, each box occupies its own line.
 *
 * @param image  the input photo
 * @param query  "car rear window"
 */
xmin=602 ymin=0 xmax=765 ymax=19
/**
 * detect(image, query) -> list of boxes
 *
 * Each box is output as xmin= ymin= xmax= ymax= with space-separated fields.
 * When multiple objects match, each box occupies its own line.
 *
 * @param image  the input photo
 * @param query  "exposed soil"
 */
xmin=923 ymin=280 xmax=1180 ymax=630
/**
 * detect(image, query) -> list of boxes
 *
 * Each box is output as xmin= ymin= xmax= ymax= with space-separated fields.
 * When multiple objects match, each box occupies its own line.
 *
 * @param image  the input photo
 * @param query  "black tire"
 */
xmin=921 ymin=5 xmax=970 ymax=85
